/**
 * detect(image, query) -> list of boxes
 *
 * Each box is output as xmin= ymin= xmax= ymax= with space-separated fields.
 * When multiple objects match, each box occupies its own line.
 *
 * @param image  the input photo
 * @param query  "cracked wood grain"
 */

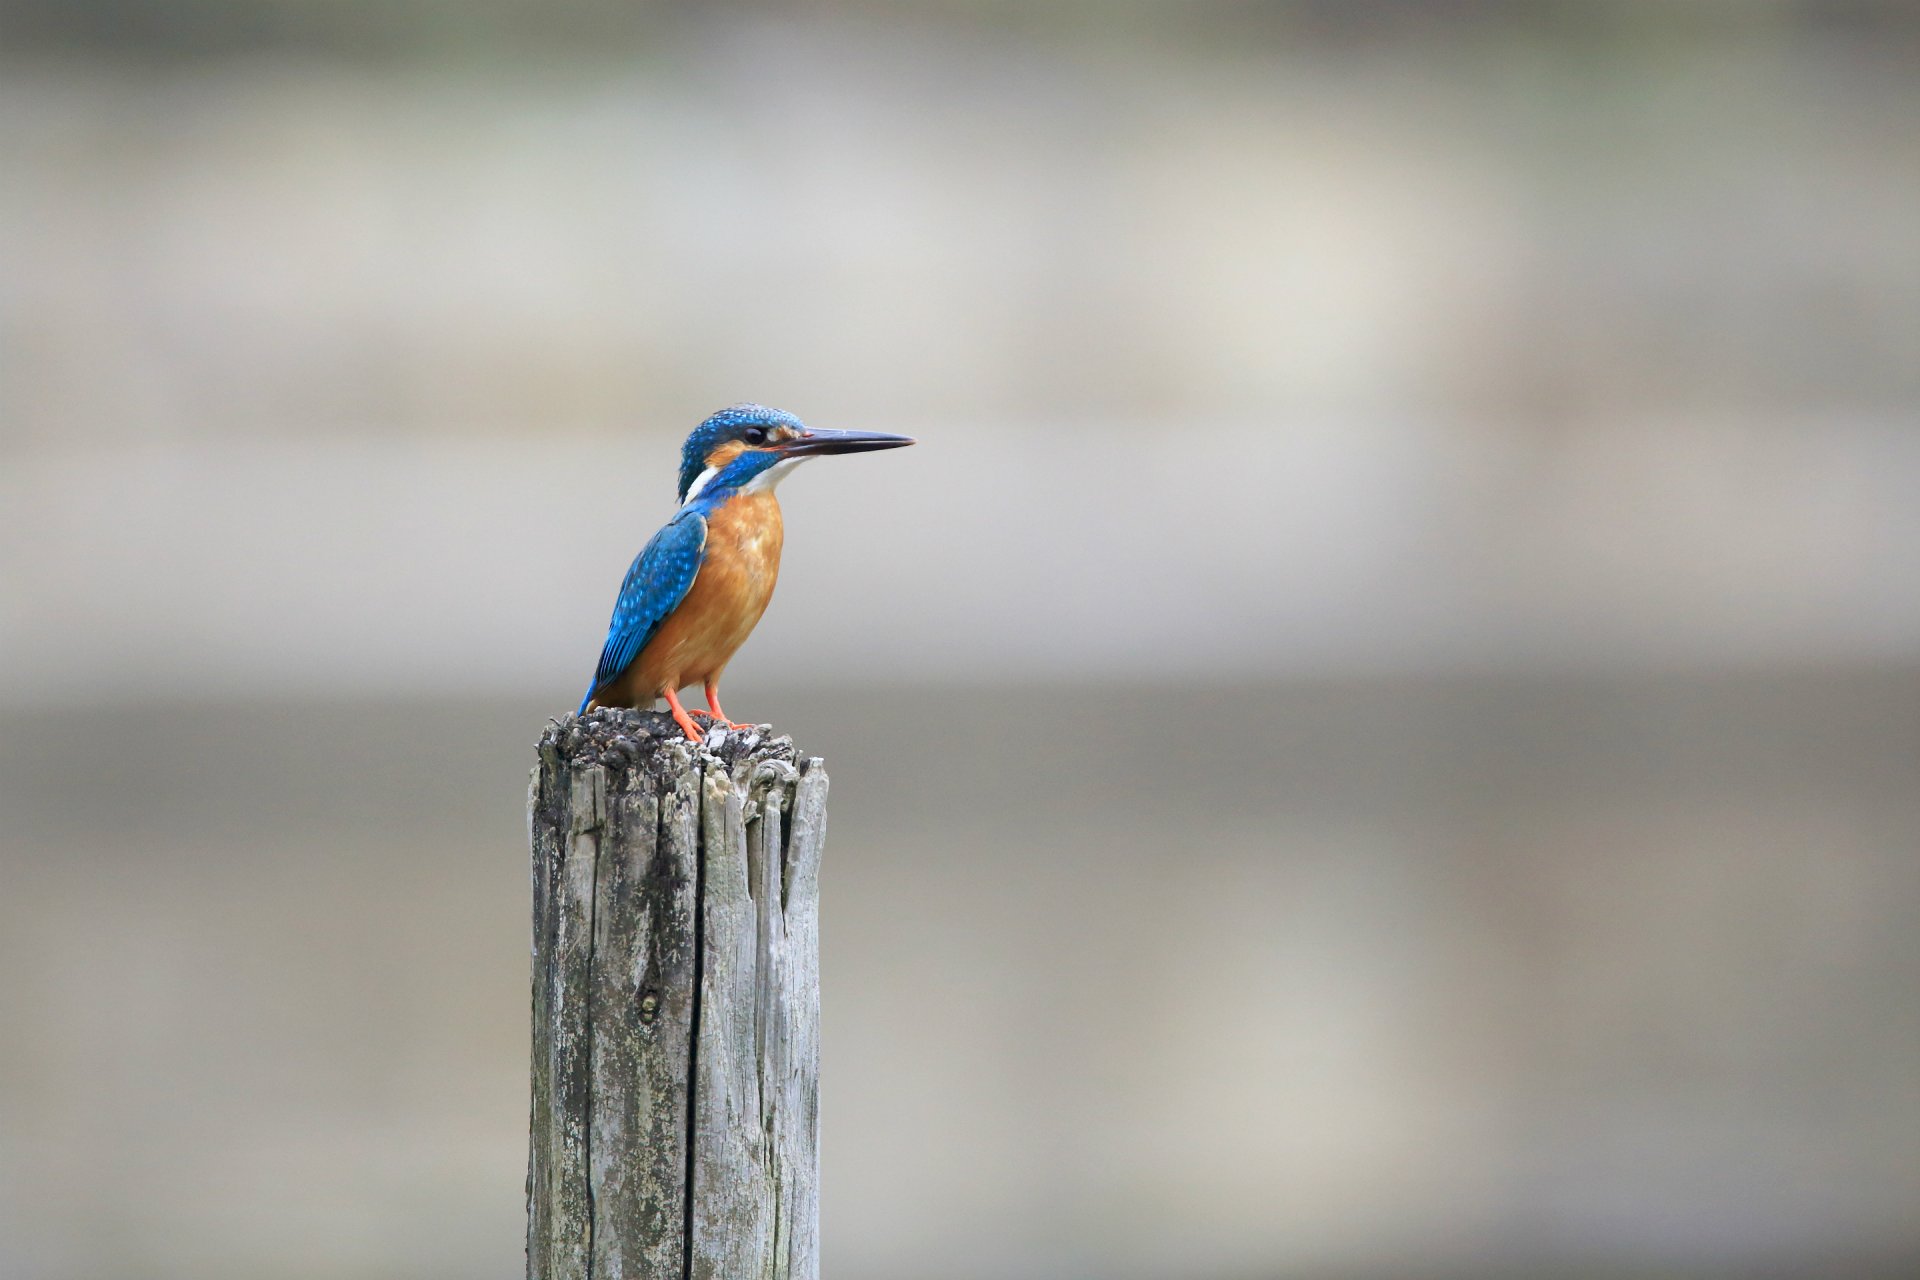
xmin=529 ymin=710 xmax=826 ymax=1280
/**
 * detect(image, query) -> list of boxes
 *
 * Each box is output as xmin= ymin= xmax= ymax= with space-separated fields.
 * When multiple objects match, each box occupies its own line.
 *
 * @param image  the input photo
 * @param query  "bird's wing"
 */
xmin=581 ymin=508 xmax=708 ymax=711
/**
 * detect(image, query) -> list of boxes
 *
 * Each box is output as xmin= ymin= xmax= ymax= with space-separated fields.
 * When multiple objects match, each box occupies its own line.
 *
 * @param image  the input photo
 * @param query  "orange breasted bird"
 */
xmin=579 ymin=404 xmax=914 ymax=739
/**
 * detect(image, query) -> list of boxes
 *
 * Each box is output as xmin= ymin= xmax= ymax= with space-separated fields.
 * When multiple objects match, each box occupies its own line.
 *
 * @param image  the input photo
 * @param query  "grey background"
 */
xmin=2 ymin=4 xmax=1917 ymax=1278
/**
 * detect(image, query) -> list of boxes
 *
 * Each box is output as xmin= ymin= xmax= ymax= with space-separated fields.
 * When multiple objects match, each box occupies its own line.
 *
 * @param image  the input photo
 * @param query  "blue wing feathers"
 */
xmin=579 ymin=509 xmax=708 ymax=711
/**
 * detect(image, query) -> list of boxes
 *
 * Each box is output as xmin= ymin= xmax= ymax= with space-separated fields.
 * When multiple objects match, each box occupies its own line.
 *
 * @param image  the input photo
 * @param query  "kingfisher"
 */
xmin=578 ymin=404 xmax=914 ymax=740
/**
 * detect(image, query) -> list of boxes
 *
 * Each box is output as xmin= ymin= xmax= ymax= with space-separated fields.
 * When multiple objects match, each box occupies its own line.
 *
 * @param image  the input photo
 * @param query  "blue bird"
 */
xmin=580 ymin=404 xmax=914 ymax=739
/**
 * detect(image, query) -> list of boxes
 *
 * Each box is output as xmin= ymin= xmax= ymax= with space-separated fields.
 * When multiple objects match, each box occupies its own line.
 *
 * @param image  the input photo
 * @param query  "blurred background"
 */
xmin=3 ymin=2 xmax=1919 ymax=1277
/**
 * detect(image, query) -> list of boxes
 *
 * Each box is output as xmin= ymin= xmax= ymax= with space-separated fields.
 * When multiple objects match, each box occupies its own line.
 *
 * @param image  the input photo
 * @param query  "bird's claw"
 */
xmin=668 ymin=708 xmax=751 ymax=741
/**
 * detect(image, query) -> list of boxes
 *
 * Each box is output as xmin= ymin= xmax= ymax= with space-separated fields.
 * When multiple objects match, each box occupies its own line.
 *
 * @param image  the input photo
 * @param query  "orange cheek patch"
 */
xmin=705 ymin=440 xmax=748 ymax=470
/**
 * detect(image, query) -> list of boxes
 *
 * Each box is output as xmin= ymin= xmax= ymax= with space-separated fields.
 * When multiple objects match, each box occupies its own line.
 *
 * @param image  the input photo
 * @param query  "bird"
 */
xmin=578 ymin=404 xmax=914 ymax=740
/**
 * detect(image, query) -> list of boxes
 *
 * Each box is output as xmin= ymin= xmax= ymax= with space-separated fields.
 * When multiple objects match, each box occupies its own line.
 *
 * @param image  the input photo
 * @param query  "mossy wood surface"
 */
xmin=528 ymin=709 xmax=826 ymax=1280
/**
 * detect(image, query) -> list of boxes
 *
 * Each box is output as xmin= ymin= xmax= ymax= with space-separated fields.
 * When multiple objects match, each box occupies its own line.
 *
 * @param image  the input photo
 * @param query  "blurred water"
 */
xmin=2 ymin=674 xmax=1915 ymax=1279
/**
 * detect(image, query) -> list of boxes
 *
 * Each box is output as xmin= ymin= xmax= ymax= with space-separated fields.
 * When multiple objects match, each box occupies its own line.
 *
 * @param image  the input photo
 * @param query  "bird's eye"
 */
xmin=743 ymin=427 xmax=768 ymax=445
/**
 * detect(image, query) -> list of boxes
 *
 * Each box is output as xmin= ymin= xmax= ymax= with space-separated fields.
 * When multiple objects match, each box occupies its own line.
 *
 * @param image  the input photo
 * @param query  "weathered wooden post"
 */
xmin=527 ymin=707 xmax=827 ymax=1280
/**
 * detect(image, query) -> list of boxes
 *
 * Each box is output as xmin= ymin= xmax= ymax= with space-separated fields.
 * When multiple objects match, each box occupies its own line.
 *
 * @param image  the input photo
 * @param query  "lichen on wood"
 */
xmin=528 ymin=708 xmax=826 ymax=1280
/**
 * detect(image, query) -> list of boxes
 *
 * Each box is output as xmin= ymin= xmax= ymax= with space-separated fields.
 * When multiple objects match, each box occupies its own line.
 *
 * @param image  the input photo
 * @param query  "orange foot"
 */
xmin=702 ymin=684 xmax=752 ymax=731
xmin=662 ymin=687 xmax=708 ymax=741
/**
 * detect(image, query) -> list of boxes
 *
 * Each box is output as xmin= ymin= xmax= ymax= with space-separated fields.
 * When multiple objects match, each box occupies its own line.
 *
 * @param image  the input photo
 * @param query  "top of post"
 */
xmin=537 ymin=705 xmax=806 ymax=779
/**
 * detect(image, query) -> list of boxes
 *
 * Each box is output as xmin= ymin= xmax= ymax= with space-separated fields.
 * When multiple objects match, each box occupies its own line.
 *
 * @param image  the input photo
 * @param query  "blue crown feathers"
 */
xmin=676 ymin=404 xmax=809 ymax=502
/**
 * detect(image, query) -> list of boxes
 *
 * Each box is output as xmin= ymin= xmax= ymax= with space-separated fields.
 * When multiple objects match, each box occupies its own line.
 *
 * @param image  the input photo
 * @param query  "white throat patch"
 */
xmin=739 ymin=456 xmax=807 ymax=494
xmin=682 ymin=454 xmax=811 ymax=506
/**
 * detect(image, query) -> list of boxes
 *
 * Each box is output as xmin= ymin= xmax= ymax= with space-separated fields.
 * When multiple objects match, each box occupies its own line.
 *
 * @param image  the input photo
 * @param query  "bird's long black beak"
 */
xmin=780 ymin=428 xmax=916 ymax=457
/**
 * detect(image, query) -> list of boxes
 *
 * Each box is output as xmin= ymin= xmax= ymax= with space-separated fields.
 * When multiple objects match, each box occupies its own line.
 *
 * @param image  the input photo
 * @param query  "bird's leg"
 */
xmin=662 ymin=687 xmax=707 ymax=741
xmin=703 ymin=681 xmax=749 ymax=730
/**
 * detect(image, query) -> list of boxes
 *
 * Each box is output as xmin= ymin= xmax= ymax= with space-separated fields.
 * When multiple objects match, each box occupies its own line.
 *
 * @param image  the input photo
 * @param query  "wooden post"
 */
xmin=527 ymin=707 xmax=828 ymax=1280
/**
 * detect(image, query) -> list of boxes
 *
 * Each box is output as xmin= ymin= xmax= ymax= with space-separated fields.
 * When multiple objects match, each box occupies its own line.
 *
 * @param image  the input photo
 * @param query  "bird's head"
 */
xmin=677 ymin=404 xmax=914 ymax=504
